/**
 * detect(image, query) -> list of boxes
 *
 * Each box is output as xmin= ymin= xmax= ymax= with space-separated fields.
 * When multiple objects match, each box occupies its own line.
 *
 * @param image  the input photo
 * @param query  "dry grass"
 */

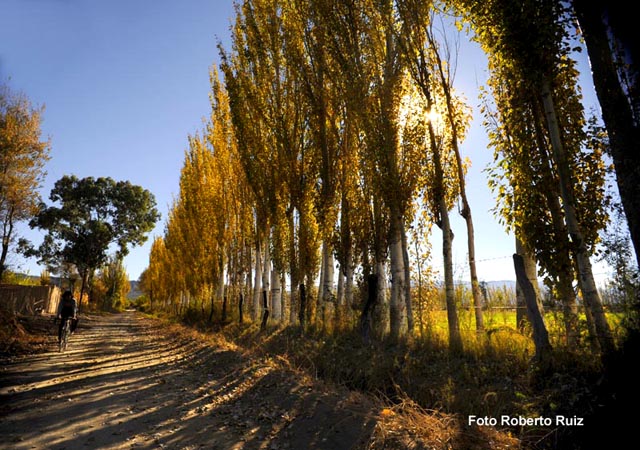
xmin=5 ymin=307 xmax=628 ymax=450
xmin=0 ymin=311 xmax=54 ymax=356
xmin=361 ymin=389 xmax=520 ymax=450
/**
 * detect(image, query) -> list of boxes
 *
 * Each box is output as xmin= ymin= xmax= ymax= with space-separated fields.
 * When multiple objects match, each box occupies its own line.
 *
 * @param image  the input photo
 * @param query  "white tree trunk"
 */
xmin=217 ymin=256 xmax=225 ymax=302
xmin=374 ymin=260 xmax=390 ymax=338
xmin=318 ymin=243 xmax=326 ymax=304
xmin=336 ymin=268 xmax=344 ymax=307
xmin=389 ymin=211 xmax=408 ymax=339
xmin=252 ymin=238 xmax=262 ymax=322
xmin=271 ymin=268 xmax=282 ymax=321
xmin=345 ymin=261 xmax=354 ymax=308
xmin=322 ymin=243 xmax=335 ymax=301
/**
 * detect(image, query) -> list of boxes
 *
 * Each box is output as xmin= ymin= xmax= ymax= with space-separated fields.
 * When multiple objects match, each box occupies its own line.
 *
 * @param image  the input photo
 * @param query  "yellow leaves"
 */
xmin=1 ymin=84 xmax=51 ymax=266
xmin=380 ymin=408 xmax=395 ymax=417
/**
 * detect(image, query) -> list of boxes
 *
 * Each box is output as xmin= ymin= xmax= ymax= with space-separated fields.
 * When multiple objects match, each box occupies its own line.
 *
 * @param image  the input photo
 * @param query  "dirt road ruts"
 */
xmin=0 ymin=311 xmax=377 ymax=450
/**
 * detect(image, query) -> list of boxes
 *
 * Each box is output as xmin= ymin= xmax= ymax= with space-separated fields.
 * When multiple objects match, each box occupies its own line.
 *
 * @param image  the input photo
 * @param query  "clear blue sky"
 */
xmin=0 ymin=0 xmax=608 ymax=284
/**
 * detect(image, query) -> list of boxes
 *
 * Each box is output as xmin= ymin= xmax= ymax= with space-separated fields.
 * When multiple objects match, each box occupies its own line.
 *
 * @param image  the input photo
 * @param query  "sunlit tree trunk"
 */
xmin=400 ymin=224 xmax=414 ymax=333
xmin=429 ymin=123 xmax=462 ymax=353
xmin=515 ymin=236 xmax=543 ymax=329
xmin=289 ymin=210 xmax=299 ymax=324
xmin=541 ymin=80 xmax=613 ymax=353
xmin=389 ymin=209 xmax=408 ymax=339
xmin=319 ymin=240 xmax=335 ymax=331
xmin=440 ymin=196 xmax=462 ymax=353
xmin=427 ymin=27 xmax=484 ymax=334
xmin=217 ymin=253 xmax=225 ymax=307
xmin=321 ymin=242 xmax=334 ymax=302
xmin=252 ymin=235 xmax=262 ymax=322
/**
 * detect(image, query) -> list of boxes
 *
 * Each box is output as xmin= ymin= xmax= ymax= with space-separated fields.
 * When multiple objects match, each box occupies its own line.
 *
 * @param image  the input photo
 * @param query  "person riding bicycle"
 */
xmin=57 ymin=290 xmax=78 ymax=341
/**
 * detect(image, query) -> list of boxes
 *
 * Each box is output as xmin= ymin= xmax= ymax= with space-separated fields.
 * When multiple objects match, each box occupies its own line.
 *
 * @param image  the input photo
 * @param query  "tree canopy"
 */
xmin=0 ymin=83 xmax=50 ymax=281
xmin=25 ymin=175 xmax=160 ymax=299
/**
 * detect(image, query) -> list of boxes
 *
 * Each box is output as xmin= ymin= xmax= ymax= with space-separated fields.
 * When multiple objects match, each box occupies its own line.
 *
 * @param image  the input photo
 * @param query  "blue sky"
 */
xmin=0 ymin=0 xmax=609 ymax=284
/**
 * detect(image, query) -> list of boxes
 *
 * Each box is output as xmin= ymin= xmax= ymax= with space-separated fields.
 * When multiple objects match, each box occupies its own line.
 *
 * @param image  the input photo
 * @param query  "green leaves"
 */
xmin=28 ymin=175 xmax=160 ymax=275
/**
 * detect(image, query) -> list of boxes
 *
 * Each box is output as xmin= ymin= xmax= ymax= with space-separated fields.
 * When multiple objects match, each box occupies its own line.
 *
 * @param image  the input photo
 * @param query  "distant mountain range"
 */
xmin=435 ymin=279 xmax=517 ymax=290
xmin=128 ymin=281 xmax=142 ymax=299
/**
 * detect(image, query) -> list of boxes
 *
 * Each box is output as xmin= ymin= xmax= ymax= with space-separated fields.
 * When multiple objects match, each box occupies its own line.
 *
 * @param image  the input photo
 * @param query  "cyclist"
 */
xmin=56 ymin=290 xmax=78 ymax=342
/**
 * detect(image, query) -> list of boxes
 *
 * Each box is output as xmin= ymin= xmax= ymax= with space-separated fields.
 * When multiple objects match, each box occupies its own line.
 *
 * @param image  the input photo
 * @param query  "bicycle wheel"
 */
xmin=59 ymin=319 xmax=70 ymax=352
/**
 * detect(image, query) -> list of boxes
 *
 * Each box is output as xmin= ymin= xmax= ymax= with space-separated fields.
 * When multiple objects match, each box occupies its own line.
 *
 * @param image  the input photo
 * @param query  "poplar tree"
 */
xmin=0 ymin=84 xmax=50 ymax=281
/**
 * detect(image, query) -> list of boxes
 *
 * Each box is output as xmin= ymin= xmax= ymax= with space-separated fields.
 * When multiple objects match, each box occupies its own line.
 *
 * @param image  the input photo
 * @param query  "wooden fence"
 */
xmin=0 ymin=284 xmax=62 ymax=315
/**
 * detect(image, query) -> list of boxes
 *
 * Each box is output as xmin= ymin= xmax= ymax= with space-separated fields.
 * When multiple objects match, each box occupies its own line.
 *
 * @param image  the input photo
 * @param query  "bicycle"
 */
xmin=59 ymin=317 xmax=72 ymax=352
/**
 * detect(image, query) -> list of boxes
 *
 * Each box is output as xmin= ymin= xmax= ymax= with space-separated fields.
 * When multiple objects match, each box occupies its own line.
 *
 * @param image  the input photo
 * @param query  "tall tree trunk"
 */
xmin=217 ymin=255 xmax=225 ymax=305
xmin=513 ymin=253 xmax=553 ymax=367
xmin=335 ymin=267 xmax=344 ymax=332
xmin=298 ymin=283 xmax=306 ymax=327
xmin=289 ymin=210 xmax=299 ymax=324
xmin=440 ymin=196 xmax=462 ymax=353
xmin=0 ymin=206 xmax=15 ymax=283
xmin=389 ymin=208 xmax=408 ymax=340
xmin=261 ymin=237 xmax=270 ymax=321
xmin=463 ymin=206 xmax=484 ymax=334
xmin=317 ymin=241 xmax=327 ymax=329
xmin=572 ymin=0 xmax=640 ymax=270
xmin=515 ymin=236 xmax=543 ymax=329
xmin=414 ymin=237 xmax=425 ymax=338
xmin=400 ymin=222 xmax=414 ymax=333
xmin=252 ymin=236 xmax=262 ymax=322
xmin=280 ymin=273 xmax=287 ymax=323
xmin=222 ymin=296 xmax=228 ymax=323
xmin=429 ymin=122 xmax=462 ymax=352
xmin=79 ymin=269 xmax=89 ymax=311
xmin=321 ymin=242 xmax=335 ymax=302
xmin=271 ymin=268 xmax=282 ymax=321
xmin=431 ymin=37 xmax=484 ymax=334
xmin=260 ymin=290 xmax=269 ymax=331
xmin=345 ymin=260 xmax=354 ymax=309
xmin=545 ymin=177 xmax=580 ymax=347
xmin=317 ymin=243 xmax=326 ymax=304
xmin=361 ymin=273 xmax=378 ymax=344
xmin=534 ymin=111 xmax=580 ymax=345
xmin=340 ymin=192 xmax=354 ymax=309
xmin=540 ymin=79 xmax=614 ymax=354
xmin=374 ymin=259 xmax=390 ymax=339
xmin=246 ymin=243 xmax=252 ymax=321
xmin=209 ymin=289 xmax=215 ymax=323
xmin=530 ymin=129 xmax=581 ymax=346
xmin=320 ymin=241 xmax=335 ymax=332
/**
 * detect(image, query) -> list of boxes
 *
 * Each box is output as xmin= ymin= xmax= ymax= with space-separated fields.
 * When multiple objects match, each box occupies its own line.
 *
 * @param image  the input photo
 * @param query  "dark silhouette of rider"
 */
xmin=56 ymin=290 xmax=78 ymax=341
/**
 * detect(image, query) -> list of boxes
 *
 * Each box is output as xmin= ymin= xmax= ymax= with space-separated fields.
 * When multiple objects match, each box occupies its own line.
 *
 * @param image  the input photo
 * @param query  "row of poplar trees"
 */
xmin=140 ymin=0 xmax=638 ymax=357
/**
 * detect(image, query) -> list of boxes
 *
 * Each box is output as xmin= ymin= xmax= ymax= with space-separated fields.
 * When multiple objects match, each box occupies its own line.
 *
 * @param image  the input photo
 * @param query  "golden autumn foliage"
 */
xmin=0 ymin=83 xmax=50 ymax=281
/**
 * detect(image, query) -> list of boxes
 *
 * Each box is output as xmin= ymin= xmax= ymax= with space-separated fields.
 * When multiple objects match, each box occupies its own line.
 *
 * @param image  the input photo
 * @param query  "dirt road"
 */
xmin=0 ymin=312 xmax=379 ymax=450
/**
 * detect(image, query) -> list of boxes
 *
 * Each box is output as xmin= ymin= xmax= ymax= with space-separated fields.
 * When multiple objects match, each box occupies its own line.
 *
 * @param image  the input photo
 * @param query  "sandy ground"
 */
xmin=0 ymin=311 xmax=380 ymax=450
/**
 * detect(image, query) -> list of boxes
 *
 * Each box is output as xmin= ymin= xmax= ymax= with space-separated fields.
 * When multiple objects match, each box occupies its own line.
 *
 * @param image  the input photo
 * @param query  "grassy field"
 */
xmin=422 ymin=307 xmax=625 ymax=348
